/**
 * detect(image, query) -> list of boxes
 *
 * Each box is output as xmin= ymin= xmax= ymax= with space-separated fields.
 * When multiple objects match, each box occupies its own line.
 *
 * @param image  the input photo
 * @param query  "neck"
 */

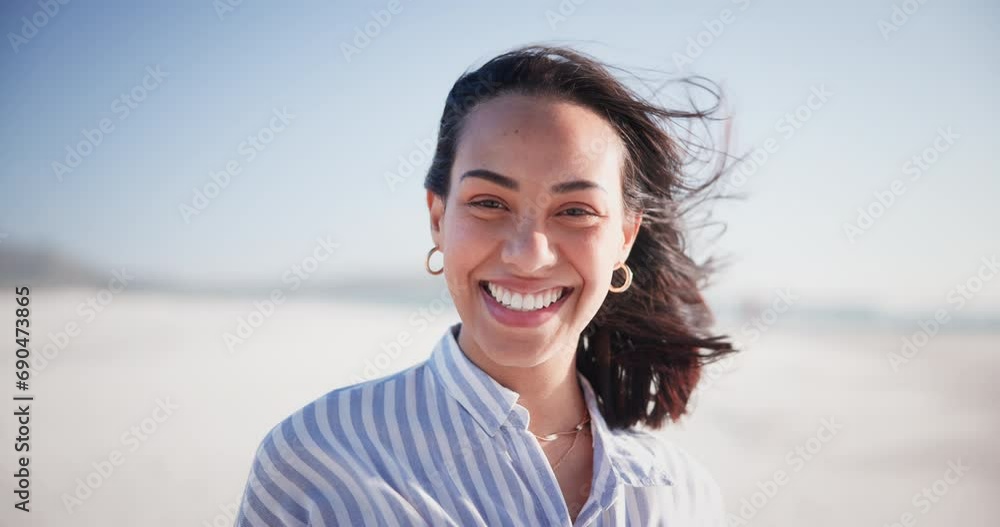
xmin=456 ymin=325 xmax=589 ymax=437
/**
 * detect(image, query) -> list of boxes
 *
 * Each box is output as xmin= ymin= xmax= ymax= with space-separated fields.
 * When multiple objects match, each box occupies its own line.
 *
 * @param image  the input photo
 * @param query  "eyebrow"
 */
xmin=459 ymin=169 xmax=606 ymax=194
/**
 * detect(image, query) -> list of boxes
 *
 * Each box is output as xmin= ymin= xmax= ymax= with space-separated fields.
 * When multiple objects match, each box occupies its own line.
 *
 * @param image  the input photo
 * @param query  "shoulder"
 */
xmin=236 ymin=363 xmax=427 ymax=526
xmin=255 ymin=361 xmax=427 ymax=462
xmin=628 ymin=429 xmax=727 ymax=526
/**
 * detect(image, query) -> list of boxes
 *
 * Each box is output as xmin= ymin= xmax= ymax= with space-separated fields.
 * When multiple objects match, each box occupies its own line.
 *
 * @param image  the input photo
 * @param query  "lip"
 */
xmin=479 ymin=281 xmax=573 ymax=328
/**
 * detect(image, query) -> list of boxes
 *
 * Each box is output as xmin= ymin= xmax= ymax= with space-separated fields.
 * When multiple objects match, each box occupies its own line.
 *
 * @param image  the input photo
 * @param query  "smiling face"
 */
xmin=427 ymin=93 xmax=642 ymax=369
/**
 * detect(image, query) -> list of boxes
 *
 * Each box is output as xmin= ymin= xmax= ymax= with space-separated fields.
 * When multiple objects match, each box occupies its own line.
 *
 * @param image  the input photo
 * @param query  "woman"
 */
xmin=237 ymin=44 xmax=737 ymax=526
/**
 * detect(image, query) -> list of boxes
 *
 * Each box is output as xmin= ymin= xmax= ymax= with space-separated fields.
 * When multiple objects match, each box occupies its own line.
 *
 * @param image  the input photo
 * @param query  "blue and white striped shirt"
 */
xmin=236 ymin=321 xmax=725 ymax=526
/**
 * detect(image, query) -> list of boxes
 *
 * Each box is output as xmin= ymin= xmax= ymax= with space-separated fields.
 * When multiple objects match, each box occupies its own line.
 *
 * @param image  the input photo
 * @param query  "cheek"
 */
xmin=565 ymin=229 xmax=619 ymax=311
xmin=442 ymin=217 xmax=493 ymax=297
xmin=565 ymin=228 xmax=614 ymax=274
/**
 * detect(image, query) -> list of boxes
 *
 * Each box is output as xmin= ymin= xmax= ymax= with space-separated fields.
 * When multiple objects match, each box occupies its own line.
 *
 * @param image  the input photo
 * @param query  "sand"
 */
xmin=1 ymin=288 xmax=995 ymax=526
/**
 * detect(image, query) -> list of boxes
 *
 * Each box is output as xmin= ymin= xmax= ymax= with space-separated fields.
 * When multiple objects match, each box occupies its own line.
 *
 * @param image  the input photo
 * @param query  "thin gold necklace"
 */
xmin=531 ymin=413 xmax=591 ymax=442
xmin=533 ymin=414 xmax=591 ymax=470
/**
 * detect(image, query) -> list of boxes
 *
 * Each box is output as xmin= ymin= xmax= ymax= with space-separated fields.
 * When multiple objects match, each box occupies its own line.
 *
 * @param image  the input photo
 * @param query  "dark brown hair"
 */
xmin=424 ymin=44 xmax=738 ymax=430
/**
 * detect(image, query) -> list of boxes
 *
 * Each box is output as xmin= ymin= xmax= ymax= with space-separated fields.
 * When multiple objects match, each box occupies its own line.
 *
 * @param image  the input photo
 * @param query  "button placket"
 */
xmin=498 ymin=431 xmax=514 ymax=464
xmin=498 ymin=408 xmax=522 ymax=464
xmin=499 ymin=406 xmax=575 ymax=526
xmin=520 ymin=407 xmax=581 ymax=525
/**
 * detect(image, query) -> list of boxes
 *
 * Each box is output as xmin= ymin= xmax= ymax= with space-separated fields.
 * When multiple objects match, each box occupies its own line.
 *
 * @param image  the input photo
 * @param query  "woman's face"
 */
xmin=427 ymin=93 xmax=642 ymax=368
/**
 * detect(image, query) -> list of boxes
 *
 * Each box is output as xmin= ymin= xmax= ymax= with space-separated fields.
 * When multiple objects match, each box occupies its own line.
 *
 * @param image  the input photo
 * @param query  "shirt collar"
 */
xmin=428 ymin=322 xmax=522 ymax=437
xmin=428 ymin=322 xmax=674 ymax=490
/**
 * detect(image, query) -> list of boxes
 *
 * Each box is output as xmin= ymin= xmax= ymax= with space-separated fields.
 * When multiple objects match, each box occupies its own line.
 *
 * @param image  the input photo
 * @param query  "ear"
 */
xmin=427 ymin=190 xmax=446 ymax=250
xmin=620 ymin=209 xmax=643 ymax=264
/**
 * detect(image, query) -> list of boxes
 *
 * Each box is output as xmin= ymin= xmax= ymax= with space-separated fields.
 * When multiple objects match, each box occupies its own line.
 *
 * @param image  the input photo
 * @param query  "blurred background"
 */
xmin=1 ymin=0 xmax=997 ymax=525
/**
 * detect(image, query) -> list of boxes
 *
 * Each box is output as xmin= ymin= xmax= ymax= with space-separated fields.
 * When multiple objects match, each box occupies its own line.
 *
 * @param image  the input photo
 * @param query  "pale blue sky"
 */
xmin=1 ymin=0 xmax=997 ymax=314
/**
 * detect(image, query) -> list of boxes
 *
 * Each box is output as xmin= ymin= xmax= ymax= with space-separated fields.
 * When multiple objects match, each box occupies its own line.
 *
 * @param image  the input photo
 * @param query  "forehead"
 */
xmin=453 ymin=94 xmax=625 ymax=189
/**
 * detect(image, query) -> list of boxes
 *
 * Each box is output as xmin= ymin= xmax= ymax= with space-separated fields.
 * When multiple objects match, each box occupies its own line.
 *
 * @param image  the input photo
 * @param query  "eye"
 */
xmin=468 ymin=199 xmax=507 ymax=210
xmin=559 ymin=207 xmax=597 ymax=217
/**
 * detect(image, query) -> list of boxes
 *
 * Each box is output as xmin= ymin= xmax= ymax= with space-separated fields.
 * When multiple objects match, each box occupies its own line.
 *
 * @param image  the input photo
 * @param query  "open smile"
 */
xmin=478 ymin=280 xmax=574 ymax=328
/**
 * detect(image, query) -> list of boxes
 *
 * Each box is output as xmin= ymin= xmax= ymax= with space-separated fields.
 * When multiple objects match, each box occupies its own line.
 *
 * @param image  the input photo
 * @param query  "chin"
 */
xmin=480 ymin=339 xmax=554 ymax=370
xmin=476 ymin=316 xmax=576 ymax=367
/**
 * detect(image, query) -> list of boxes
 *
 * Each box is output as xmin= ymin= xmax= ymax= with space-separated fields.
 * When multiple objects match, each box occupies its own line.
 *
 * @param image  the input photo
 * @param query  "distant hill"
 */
xmin=0 ymin=242 xmax=447 ymax=303
xmin=0 ymin=243 xmax=997 ymax=331
xmin=0 ymin=243 xmax=106 ymax=286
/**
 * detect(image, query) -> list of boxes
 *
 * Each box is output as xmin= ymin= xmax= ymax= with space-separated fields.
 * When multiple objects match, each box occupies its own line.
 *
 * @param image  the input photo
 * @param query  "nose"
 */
xmin=500 ymin=221 xmax=557 ymax=274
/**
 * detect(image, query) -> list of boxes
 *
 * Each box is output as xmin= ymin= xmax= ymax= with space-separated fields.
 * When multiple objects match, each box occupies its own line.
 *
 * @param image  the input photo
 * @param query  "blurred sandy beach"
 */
xmin=0 ymin=287 xmax=996 ymax=526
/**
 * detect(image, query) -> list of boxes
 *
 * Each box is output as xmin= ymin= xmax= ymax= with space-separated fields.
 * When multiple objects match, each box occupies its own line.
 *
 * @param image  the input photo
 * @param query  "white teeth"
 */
xmin=510 ymin=293 xmax=523 ymax=310
xmin=484 ymin=282 xmax=565 ymax=312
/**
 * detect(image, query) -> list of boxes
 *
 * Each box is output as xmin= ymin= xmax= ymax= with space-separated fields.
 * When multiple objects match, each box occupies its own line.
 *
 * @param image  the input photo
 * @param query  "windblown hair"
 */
xmin=423 ymin=44 xmax=738 ymax=430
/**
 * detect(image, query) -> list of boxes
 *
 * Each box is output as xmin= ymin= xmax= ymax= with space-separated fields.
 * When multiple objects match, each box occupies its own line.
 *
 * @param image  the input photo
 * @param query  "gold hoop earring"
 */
xmin=425 ymin=246 xmax=444 ymax=275
xmin=609 ymin=263 xmax=633 ymax=293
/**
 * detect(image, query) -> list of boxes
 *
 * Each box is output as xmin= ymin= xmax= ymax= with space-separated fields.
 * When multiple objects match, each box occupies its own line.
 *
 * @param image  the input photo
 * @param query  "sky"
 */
xmin=1 ymin=0 xmax=998 ymax=315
